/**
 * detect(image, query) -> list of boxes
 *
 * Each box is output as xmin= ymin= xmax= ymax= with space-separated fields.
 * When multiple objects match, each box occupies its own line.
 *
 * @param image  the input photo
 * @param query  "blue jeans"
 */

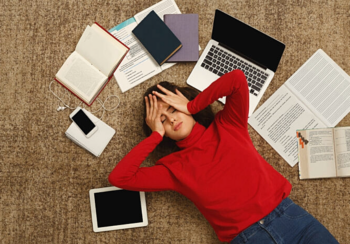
xmin=230 ymin=198 xmax=339 ymax=244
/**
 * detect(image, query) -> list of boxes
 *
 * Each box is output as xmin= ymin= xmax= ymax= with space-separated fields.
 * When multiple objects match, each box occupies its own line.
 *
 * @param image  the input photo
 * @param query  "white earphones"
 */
xmin=56 ymin=106 xmax=67 ymax=111
xmin=49 ymin=80 xmax=120 ymax=120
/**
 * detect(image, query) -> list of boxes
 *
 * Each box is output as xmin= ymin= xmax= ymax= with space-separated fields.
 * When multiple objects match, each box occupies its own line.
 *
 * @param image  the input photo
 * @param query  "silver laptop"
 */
xmin=187 ymin=10 xmax=285 ymax=116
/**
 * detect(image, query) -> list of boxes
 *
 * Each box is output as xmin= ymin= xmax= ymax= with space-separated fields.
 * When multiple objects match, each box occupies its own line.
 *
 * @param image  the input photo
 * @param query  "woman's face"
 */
xmin=157 ymin=100 xmax=196 ymax=141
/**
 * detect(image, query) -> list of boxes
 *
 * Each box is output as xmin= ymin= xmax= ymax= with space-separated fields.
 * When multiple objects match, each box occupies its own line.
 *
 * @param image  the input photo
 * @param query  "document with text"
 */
xmin=248 ymin=49 xmax=350 ymax=167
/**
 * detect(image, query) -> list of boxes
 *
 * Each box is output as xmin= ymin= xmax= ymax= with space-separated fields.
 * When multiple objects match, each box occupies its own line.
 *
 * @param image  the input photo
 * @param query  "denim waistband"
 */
xmin=232 ymin=198 xmax=294 ymax=243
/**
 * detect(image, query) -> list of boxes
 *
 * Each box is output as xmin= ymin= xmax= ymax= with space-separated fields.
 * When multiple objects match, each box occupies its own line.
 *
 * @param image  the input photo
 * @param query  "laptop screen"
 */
xmin=212 ymin=10 xmax=285 ymax=72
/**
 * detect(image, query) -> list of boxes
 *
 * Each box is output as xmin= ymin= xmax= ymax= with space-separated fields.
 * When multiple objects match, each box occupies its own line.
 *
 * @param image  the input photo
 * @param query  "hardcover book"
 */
xmin=132 ymin=10 xmax=182 ymax=66
xmin=55 ymin=22 xmax=129 ymax=106
xmin=297 ymin=127 xmax=350 ymax=179
xmin=164 ymin=14 xmax=199 ymax=62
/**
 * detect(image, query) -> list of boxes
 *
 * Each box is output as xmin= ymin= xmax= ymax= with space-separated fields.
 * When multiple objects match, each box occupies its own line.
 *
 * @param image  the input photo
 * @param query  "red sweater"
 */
xmin=109 ymin=70 xmax=292 ymax=242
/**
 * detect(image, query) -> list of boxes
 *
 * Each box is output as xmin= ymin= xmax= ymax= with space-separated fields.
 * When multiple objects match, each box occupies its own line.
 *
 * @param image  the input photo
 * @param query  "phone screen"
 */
xmin=72 ymin=109 xmax=96 ymax=135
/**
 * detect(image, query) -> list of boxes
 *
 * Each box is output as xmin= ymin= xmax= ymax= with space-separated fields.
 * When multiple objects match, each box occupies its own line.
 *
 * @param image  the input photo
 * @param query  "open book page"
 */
xmin=56 ymin=51 xmax=107 ymax=102
xmin=134 ymin=0 xmax=181 ymax=71
xmin=297 ymin=129 xmax=337 ymax=179
xmin=248 ymin=85 xmax=326 ymax=167
xmin=110 ymin=18 xmax=162 ymax=93
xmin=334 ymin=127 xmax=350 ymax=177
xmin=285 ymin=49 xmax=350 ymax=127
xmin=76 ymin=25 xmax=126 ymax=77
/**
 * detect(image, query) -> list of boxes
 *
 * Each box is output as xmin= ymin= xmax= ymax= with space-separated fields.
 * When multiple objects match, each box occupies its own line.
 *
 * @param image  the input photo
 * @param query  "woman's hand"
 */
xmin=153 ymin=85 xmax=190 ymax=115
xmin=145 ymin=94 xmax=165 ymax=137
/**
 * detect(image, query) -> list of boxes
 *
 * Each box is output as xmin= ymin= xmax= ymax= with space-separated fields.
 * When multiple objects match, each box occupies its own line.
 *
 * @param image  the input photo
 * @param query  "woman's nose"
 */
xmin=169 ymin=115 xmax=176 ymax=123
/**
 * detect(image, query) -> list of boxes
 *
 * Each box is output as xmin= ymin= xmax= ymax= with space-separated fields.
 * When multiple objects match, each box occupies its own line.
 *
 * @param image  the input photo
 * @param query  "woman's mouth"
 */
xmin=174 ymin=122 xmax=183 ymax=131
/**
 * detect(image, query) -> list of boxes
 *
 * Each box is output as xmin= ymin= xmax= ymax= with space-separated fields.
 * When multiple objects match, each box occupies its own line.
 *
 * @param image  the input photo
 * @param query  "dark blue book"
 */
xmin=132 ymin=10 xmax=182 ymax=66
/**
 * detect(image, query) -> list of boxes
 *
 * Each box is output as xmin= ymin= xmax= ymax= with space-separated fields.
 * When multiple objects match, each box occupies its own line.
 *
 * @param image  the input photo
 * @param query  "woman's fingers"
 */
xmin=148 ymin=94 xmax=154 ymax=118
xmin=152 ymin=95 xmax=158 ymax=119
xmin=157 ymin=84 xmax=173 ymax=95
xmin=144 ymin=95 xmax=165 ymax=137
xmin=157 ymin=103 xmax=162 ymax=118
xmin=147 ymin=94 xmax=160 ymax=120
xmin=152 ymin=91 xmax=166 ymax=101
xmin=145 ymin=96 xmax=149 ymax=117
xmin=175 ymin=89 xmax=187 ymax=99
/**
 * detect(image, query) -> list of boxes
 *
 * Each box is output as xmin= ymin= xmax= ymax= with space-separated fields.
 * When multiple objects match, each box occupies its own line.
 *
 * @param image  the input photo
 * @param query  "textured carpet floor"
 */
xmin=1 ymin=0 xmax=350 ymax=243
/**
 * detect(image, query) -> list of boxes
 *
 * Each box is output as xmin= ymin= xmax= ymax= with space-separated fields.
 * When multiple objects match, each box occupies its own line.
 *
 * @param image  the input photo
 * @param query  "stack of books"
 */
xmin=109 ymin=0 xmax=200 ymax=93
xmin=132 ymin=11 xmax=199 ymax=65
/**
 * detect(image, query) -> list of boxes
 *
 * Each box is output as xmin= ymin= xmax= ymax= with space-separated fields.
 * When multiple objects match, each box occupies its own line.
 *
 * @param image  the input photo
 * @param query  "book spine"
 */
xmin=93 ymin=22 xmax=130 ymax=102
xmin=89 ymin=50 xmax=128 ymax=105
xmin=160 ymin=44 xmax=182 ymax=65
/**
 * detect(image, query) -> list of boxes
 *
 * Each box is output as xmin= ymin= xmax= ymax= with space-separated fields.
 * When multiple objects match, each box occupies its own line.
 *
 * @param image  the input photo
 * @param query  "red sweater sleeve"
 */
xmin=187 ymin=69 xmax=249 ymax=128
xmin=108 ymin=132 xmax=176 ymax=192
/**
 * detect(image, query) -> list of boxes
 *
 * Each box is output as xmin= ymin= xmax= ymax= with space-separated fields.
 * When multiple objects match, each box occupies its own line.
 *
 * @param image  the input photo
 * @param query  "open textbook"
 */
xmin=109 ymin=0 xmax=180 ymax=92
xmin=55 ymin=22 xmax=129 ymax=106
xmin=248 ymin=49 xmax=350 ymax=167
xmin=55 ymin=23 xmax=128 ymax=105
xmin=297 ymin=127 xmax=350 ymax=179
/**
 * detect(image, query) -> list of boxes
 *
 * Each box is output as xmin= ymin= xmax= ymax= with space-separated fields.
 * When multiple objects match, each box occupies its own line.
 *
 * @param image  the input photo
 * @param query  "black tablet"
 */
xmin=89 ymin=186 xmax=148 ymax=232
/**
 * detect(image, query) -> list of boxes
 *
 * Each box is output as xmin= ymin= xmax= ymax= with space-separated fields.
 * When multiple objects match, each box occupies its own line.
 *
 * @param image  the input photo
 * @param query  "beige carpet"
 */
xmin=1 ymin=0 xmax=350 ymax=243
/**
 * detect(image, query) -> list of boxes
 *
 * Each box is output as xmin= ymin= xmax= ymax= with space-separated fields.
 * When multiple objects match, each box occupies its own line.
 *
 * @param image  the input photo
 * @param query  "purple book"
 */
xmin=164 ymin=14 xmax=199 ymax=62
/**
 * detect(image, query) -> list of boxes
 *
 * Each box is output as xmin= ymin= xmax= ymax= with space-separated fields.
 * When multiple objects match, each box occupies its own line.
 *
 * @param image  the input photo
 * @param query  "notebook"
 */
xmin=132 ymin=10 xmax=182 ymax=66
xmin=66 ymin=109 xmax=115 ymax=157
xmin=187 ymin=9 xmax=285 ymax=117
xmin=164 ymin=14 xmax=199 ymax=62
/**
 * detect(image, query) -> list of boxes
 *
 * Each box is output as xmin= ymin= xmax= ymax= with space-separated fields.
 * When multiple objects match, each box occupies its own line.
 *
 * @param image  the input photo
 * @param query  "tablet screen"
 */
xmin=94 ymin=189 xmax=143 ymax=227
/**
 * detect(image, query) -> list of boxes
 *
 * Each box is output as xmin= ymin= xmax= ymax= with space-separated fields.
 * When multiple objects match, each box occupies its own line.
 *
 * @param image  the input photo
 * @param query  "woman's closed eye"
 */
xmin=161 ymin=107 xmax=177 ymax=123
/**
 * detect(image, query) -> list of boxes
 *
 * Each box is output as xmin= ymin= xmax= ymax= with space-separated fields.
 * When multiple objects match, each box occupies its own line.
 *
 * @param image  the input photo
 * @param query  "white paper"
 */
xmin=249 ymin=49 xmax=350 ymax=167
xmin=334 ymin=127 xmax=350 ymax=176
xmin=304 ymin=129 xmax=337 ymax=178
xmin=285 ymin=49 xmax=350 ymax=127
xmin=248 ymin=85 xmax=326 ymax=167
xmin=110 ymin=18 xmax=162 ymax=93
xmin=56 ymin=51 xmax=106 ymax=102
xmin=76 ymin=25 xmax=125 ymax=77
xmin=134 ymin=0 xmax=181 ymax=22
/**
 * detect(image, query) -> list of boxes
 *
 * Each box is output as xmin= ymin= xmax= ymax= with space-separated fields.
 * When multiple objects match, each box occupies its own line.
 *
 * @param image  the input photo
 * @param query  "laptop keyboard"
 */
xmin=200 ymin=45 xmax=269 ymax=96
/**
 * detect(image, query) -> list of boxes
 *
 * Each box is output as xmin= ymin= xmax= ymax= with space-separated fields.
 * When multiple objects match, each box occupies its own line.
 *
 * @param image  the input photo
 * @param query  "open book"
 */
xmin=248 ymin=49 xmax=350 ymax=167
xmin=297 ymin=127 xmax=350 ymax=179
xmin=55 ymin=23 xmax=129 ymax=106
xmin=108 ymin=0 xmax=181 ymax=93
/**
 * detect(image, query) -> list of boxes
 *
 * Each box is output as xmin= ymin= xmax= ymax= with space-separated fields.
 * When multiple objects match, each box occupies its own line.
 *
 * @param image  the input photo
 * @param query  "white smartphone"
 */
xmin=69 ymin=108 xmax=98 ymax=138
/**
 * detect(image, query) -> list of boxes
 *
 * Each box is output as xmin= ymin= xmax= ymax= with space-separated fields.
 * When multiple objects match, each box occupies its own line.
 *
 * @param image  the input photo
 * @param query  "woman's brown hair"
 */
xmin=142 ymin=81 xmax=215 ymax=149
